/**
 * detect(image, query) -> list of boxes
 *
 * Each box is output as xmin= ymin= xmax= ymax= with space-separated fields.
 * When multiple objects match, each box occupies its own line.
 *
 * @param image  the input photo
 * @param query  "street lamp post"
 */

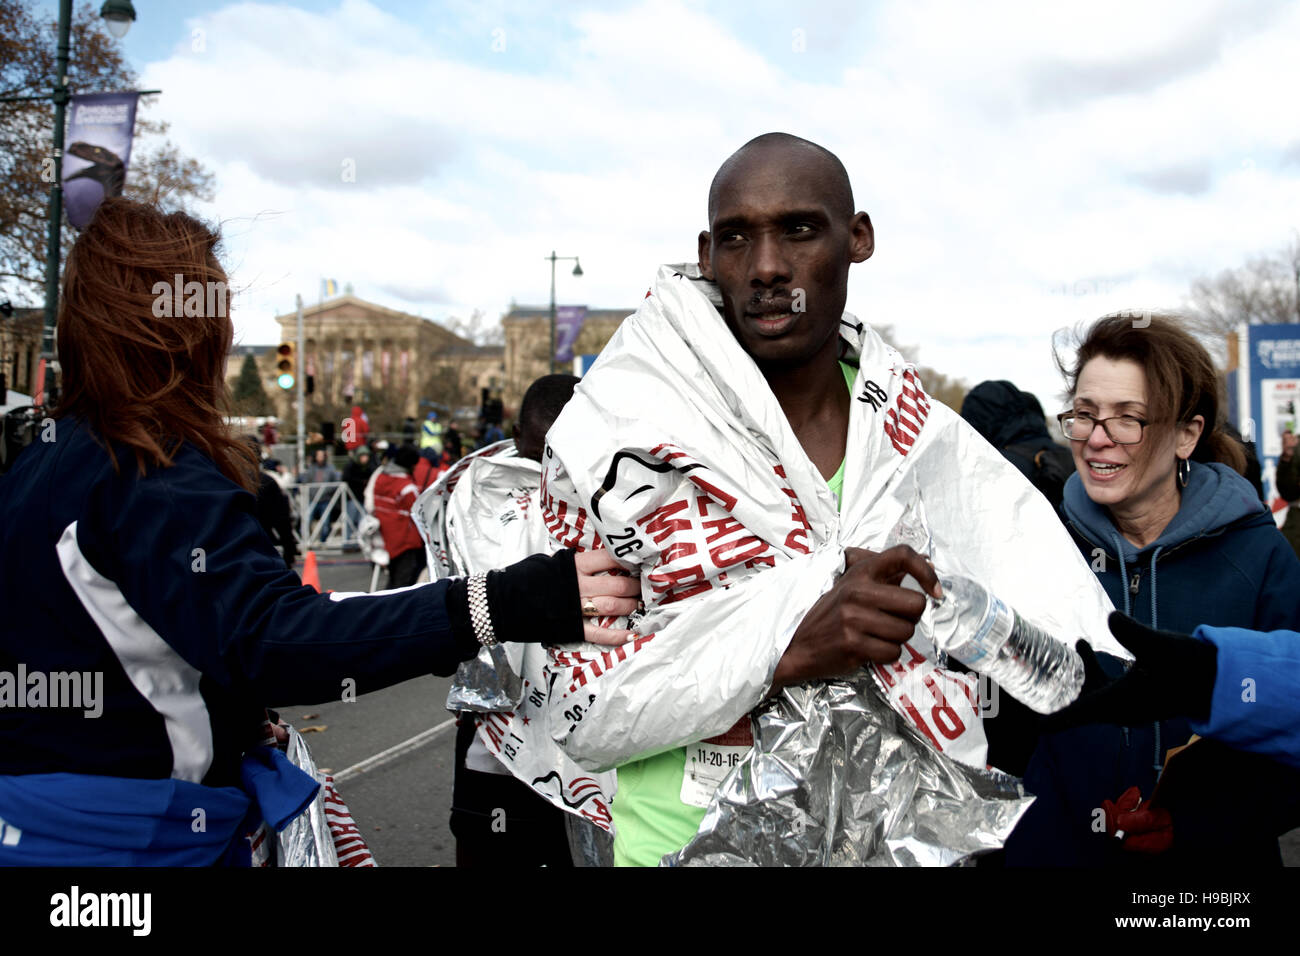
xmin=546 ymin=251 xmax=583 ymax=375
xmin=0 ymin=1 xmax=138 ymax=405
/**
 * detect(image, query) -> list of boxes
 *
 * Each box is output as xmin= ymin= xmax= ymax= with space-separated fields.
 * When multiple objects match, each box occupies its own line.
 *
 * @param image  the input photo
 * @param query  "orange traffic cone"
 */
xmin=302 ymin=550 xmax=322 ymax=593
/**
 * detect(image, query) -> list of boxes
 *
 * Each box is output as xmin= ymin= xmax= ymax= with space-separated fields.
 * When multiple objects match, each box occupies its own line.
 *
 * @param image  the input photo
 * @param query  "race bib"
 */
xmin=680 ymin=718 xmax=753 ymax=809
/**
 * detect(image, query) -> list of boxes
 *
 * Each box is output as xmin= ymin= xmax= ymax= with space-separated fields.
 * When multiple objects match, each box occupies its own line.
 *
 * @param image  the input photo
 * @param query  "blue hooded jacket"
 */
xmin=1004 ymin=461 xmax=1300 ymax=866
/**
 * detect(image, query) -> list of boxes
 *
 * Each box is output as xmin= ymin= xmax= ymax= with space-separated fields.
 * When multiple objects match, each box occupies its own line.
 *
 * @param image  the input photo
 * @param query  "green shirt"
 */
xmin=612 ymin=361 xmax=856 ymax=866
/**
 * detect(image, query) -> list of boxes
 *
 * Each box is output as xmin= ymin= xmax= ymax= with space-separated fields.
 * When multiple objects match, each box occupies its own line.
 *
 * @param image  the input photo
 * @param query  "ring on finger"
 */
xmin=582 ymin=599 xmax=599 ymax=617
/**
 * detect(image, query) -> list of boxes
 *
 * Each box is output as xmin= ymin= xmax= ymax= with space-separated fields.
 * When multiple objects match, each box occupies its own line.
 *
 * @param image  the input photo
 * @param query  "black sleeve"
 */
xmin=1277 ymin=454 xmax=1300 ymax=502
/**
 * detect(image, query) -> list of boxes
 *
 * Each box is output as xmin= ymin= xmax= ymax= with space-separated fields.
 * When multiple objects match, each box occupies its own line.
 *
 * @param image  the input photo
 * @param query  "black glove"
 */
xmin=486 ymin=549 xmax=582 ymax=644
xmin=1042 ymin=611 xmax=1217 ymax=732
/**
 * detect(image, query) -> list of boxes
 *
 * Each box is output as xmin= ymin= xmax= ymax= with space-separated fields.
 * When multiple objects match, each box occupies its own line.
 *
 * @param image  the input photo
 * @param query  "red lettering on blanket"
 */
xmin=481 ymin=711 xmax=514 ymax=751
xmin=647 ymin=562 xmax=713 ymax=604
xmin=774 ymin=465 xmax=813 ymax=554
xmin=710 ymin=535 xmax=769 ymax=568
xmin=580 ymin=797 xmax=613 ymax=829
xmin=649 ymin=443 xmax=689 ymax=464
xmin=883 ymin=368 xmax=932 ymax=458
xmin=687 ymin=475 xmax=738 ymax=511
xmin=660 ymin=540 xmax=699 ymax=564
xmin=560 ymin=633 xmax=656 ymax=695
xmin=636 ymin=499 xmax=693 ymax=544
xmin=924 ymin=673 xmax=965 ymax=740
xmin=701 ymin=514 xmax=744 ymax=542
xmin=899 ymin=693 xmax=941 ymax=749
xmin=559 ymin=505 xmax=588 ymax=548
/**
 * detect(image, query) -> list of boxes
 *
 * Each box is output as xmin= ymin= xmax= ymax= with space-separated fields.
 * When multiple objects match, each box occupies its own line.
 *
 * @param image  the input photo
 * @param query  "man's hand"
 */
xmin=770 ymin=545 xmax=941 ymax=690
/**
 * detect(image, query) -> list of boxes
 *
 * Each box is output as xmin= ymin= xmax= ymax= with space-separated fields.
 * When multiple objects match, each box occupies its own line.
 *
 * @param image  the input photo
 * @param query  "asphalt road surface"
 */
xmin=277 ymin=555 xmax=459 ymax=867
xmin=281 ymin=552 xmax=1300 ymax=868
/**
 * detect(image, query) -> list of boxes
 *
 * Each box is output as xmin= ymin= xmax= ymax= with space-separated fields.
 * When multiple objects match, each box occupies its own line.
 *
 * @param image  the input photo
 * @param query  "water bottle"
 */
xmin=929 ymin=573 xmax=1084 ymax=715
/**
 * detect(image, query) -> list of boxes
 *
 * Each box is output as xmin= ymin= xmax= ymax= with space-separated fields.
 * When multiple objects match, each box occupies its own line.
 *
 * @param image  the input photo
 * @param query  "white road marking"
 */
xmin=332 ymin=716 xmax=458 ymax=784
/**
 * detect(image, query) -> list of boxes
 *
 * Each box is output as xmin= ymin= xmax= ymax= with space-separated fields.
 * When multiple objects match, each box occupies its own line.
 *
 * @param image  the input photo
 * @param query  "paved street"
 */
xmin=276 ymin=555 xmax=459 ymax=867
xmin=281 ymin=551 xmax=1299 ymax=868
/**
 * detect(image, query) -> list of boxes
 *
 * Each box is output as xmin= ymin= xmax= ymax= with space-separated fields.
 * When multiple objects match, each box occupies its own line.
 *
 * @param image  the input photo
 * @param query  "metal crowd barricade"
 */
xmin=293 ymin=481 xmax=365 ymax=551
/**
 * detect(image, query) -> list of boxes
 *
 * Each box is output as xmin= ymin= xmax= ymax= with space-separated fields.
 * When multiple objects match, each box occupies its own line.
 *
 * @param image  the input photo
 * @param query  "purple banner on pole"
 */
xmin=62 ymin=92 xmax=140 ymax=229
xmin=554 ymin=305 xmax=587 ymax=364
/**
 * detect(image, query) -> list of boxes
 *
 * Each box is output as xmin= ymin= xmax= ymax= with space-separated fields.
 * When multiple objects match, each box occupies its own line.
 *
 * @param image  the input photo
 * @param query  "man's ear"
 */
xmin=698 ymin=230 xmax=714 ymax=280
xmin=849 ymin=212 xmax=874 ymax=263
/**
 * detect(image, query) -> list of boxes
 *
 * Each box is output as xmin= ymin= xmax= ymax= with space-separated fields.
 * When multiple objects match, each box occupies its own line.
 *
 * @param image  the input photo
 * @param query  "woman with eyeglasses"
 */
xmin=1002 ymin=313 xmax=1300 ymax=867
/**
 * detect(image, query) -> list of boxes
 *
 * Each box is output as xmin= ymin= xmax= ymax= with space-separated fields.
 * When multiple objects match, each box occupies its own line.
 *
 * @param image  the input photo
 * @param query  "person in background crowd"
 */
xmin=245 ymin=436 xmax=297 ymax=568
xmin=341 ymin=446 xmax=375 ymax=540
xmin=1223 ymin=420 xmax=1265 ymax=501
xmin=1276 ymin=429 xmax=1300 ymax=560
xmin=298 ymin=447 xmax=342 ymax=547
xmin=345 ymin=404 xmax=370 ymax=452
xmin=961 ymin=379 xmax=1075 ymax=514
xmin=261 ymin=417 xmax=278 ymax=449
xmin=1003 ymin=313 xmax=1300 ymax=867
xmin=482 ymin=420 xmax=505 ymax=446
xmin=444 ymin=420 xmax=463 ymax=462
xmin=415 ymin=445 xmax=440 ymax=492
xmin=0 ymin=197 xmax=636 ymax=866
xmin=420 ymin=410 xmax=445 ymax=456
xmin=451 ymin=373 xmax=586 ymax=868
xmin=374 ymin=445 xmax=427 ymax=588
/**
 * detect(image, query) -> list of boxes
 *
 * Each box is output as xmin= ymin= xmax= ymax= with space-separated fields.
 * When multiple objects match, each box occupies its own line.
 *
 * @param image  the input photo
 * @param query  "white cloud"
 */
xmin=122 ymin=0 xmax=1300 ymax=405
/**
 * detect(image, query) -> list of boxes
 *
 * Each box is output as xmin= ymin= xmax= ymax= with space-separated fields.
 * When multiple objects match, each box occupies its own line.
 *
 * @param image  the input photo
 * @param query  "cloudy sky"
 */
xmin=39 ymin=0 xmax=1300 ymax=408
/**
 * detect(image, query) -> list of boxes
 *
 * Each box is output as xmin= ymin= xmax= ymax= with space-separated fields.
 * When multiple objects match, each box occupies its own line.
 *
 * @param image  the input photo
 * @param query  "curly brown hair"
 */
xmin=53 ymin=197 xmax=258 ymax=492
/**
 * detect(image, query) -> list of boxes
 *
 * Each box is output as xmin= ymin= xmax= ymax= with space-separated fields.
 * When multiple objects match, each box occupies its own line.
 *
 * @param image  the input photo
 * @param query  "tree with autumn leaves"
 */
xmin=0 ymin=0 xmax=215 ymax=304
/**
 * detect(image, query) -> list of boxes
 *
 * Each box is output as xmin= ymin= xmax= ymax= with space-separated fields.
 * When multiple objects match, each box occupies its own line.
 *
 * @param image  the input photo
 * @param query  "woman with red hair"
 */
xmin=0 ymin=198 xmax=636 ymax=865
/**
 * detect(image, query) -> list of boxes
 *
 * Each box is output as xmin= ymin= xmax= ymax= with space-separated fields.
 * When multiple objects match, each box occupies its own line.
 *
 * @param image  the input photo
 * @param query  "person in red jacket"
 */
xmin=374 ymin=444 xmax=426 ymax=588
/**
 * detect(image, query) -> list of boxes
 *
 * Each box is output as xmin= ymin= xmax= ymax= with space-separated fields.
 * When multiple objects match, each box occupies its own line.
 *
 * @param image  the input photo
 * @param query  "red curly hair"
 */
xmin=54 ymin=197 xmax=258 ymax=492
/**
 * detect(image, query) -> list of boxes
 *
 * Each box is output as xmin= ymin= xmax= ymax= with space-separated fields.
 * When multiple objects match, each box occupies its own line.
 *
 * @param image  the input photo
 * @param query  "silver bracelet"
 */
xmin=467 ymin=572 xmax=498 ymax=647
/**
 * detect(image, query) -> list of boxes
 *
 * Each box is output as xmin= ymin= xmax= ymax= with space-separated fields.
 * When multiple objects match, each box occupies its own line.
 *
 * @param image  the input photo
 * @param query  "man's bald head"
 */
xmin=707 ymin=133 xmax=854 ymax=225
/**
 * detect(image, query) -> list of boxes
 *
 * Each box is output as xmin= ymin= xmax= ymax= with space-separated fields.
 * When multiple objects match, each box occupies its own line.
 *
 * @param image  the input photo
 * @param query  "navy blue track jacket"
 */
xmin=1005 ymin=461 xmax=1300 ymax=865
xmin=0 ymin=417 xmax=478 ymax=788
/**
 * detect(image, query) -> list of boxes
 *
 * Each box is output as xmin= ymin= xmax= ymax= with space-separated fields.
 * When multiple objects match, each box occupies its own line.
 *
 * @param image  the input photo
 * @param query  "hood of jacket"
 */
xmin=1063 ymin=459 xmax=1269 ymax=562
xmin=959 ymin=379 xmax=1052 ymax=449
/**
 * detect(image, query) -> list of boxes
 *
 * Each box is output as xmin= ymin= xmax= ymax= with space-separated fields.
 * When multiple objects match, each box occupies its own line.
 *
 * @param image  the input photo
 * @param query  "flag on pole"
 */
xmin=63 ymin=92 xmax=141 ymax=229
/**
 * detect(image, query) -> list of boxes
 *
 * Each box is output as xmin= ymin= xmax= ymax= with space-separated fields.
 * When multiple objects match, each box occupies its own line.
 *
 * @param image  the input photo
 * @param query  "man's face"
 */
xmin=698 ymin=146 xmax=873 ymax=369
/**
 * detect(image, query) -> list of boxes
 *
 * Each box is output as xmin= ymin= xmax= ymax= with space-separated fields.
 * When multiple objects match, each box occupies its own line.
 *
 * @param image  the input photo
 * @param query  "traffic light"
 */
xmin=275 ymin=343 xmax=294 ymax=390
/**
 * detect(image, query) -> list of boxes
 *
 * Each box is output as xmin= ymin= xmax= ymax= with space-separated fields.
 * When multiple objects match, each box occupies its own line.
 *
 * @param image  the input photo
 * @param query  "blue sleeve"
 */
xmin=84 ymin=449 xmax=479 ymax=705
xmin=1190 ymin=625 xmax=1300 ymax=770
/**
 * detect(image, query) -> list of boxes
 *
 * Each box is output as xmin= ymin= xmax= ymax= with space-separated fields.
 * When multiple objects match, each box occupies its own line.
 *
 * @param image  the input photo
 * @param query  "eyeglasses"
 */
xmin=1057 ymin=411 xmax=1149 ymax=444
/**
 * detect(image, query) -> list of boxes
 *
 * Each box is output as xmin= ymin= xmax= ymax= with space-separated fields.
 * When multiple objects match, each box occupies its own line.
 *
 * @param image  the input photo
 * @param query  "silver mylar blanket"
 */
xmin=537 ymin=264 xmax=1126 ymax=866
xmin=411 ymin=440 xmax=527 ymax=713
xmin=276 ymin=724 xmax=339 ymax=867
xmin=665 ymin=676 xmax=1030 ymax=867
